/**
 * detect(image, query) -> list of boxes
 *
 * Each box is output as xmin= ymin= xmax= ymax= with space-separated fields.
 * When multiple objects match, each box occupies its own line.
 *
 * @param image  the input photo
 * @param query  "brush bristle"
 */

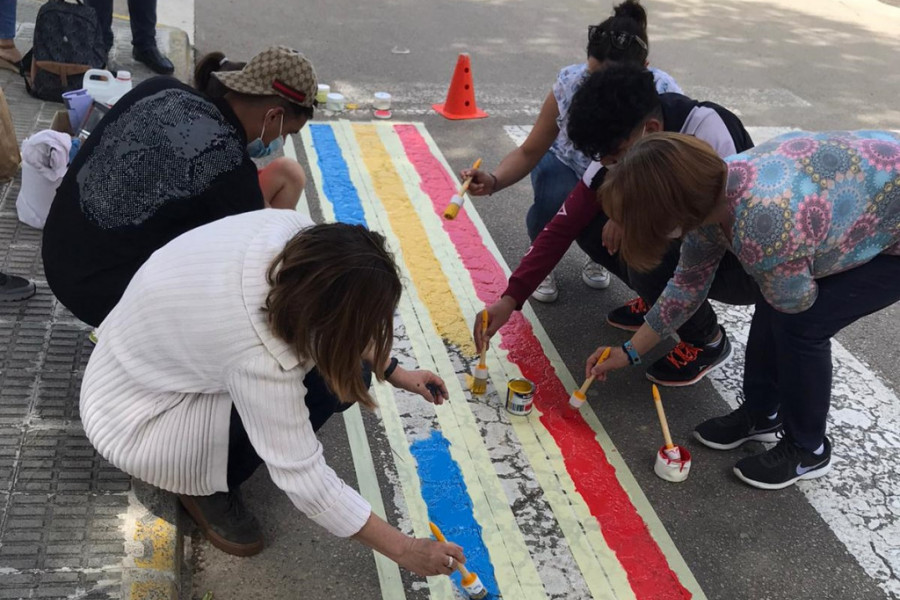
xmin=443 ymin=197 xmax=462 ymax=220
xmin=469 ymin=378 xmax=487 ymax=395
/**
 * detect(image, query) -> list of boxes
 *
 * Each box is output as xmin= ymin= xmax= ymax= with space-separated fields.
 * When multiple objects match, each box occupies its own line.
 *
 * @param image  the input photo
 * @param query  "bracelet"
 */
xmin=489 ymin=172 xmax=499 ymax=195
xmin=383 ymin=357 xmax=399 ymax=380
xmin=622 ymin=340 xmax=642 ymax=366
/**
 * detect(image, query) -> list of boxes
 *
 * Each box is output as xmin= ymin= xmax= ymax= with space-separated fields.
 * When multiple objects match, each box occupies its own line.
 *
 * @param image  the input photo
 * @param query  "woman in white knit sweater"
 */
xmin=80 ymin=209 xmax=466 ymax=575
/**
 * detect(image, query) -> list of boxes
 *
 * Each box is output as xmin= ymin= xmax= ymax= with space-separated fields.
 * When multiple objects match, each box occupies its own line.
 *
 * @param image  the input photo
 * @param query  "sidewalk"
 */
xmin=0 ymin=2 xmax=192 ymax=599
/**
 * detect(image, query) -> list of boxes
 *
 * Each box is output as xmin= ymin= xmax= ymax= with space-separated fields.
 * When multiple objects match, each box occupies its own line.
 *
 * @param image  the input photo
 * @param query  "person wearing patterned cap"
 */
xmin=43 ymin=46 xmax=317 ymax=328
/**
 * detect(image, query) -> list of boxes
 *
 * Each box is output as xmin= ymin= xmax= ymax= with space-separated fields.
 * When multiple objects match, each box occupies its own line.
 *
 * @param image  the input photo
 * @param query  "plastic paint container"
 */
xmin=316 ymin=84 xmax=331 ymax=104
xmin=325 ymin=92 xmax=345 ymax=112
xmin=373 ymin=92 xmax=392 ymax=110
xmin=506 ymin=378 xmax=535 ymax=416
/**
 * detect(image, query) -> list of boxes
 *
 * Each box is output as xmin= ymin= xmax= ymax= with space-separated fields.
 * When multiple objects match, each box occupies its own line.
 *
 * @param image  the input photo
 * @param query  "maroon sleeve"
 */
xmin=502 ymin=180 xmax=602 ymax=308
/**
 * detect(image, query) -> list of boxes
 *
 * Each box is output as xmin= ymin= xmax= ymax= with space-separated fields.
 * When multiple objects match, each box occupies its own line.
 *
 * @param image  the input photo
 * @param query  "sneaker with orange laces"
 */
xmin=606 ymin=297 xmax=649 ymax=332
xmin=646 ymin=326 xmax=733 ymax=387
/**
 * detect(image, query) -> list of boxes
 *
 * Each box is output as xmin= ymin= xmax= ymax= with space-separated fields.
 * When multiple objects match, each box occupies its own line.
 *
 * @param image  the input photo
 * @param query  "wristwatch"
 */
xmin=622 ymin=340 xmax=641 ymax=366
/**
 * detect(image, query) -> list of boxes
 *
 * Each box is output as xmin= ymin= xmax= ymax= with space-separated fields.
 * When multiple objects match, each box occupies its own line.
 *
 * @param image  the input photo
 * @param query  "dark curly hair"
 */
xmin=586 ymin=0 xmax=649 ymax=65
xmin=567 ymin=63 xmax=662 ymax=161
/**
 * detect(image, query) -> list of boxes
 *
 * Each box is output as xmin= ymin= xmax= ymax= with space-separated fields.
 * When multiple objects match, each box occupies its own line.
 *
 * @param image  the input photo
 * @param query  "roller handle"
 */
xmin=477 ymin=310 xmax=488 ymax=368
xmin=458 ymin=158 xmax=483 ymax=195
xmin=578 ymin=347 xmax=612 ymax=395
xmin=428 ymin=522 xmax=473 ymax=578
xmin=652 ymin=384 xmax=675 ymax=449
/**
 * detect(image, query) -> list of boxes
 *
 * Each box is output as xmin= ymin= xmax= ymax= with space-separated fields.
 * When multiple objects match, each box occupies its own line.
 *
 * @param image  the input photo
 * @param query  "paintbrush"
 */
xmin=469 ymin=310 xmax=489 ymax=395
xmin=444 ymin=158 xmax=482 ymax=220
xmin=569 ymin=347 xmax=612 ymax=409
xmin=428 ymin=522 xmax=488 ymax=599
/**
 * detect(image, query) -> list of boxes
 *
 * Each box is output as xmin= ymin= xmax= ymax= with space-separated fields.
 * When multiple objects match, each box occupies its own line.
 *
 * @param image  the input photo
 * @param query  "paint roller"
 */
xmin=569 ymin=347 xmax=611 ymax=409
xmin=429 ymin=522 xmax=488 ymax=600
xmin=444 ymin=158 xmax=482 ymax=220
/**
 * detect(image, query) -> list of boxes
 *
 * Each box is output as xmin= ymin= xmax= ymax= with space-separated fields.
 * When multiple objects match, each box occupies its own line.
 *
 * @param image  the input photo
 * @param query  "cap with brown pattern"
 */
xmin=213 ymin=46 xmax=318 ymax=108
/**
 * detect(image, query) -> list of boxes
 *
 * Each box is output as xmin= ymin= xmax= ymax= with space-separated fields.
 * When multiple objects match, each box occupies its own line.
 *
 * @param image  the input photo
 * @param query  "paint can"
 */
xmin=316 ymin=84 xmax=331 ymax=104
xmin=653 ymin=445 xmax=692 ymax=483
xmin=373 ymin=91 xmax=392 ymax=110
xmin=506 ymin=378 xmax=535 ymax=416
xmin=326 ymin=92 xmax=346 ymax=112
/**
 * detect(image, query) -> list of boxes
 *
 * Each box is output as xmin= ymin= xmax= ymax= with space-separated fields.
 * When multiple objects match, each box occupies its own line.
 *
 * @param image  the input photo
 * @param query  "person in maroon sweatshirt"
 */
xmin=474 ymin=64 xmax=758 ymax=386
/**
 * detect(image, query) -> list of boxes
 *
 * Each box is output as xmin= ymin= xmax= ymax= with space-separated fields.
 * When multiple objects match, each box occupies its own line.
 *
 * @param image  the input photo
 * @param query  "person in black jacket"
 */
xmin=42 ymin=46 xmax=315 ymax=327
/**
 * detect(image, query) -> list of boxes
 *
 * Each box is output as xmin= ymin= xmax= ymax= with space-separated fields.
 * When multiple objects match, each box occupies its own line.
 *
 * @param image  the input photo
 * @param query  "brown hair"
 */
xmin=194 ymin=51 xmax=246 ymax=99
xmin=601 ymin=132 xmax=728 ymax=271
xmin=264 ymin=223 xmax=402 ymax=409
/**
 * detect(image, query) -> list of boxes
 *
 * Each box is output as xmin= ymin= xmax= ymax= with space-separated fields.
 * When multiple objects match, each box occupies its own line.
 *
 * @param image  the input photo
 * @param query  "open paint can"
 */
xmin=653 ymin=445 xmax=692 ymax=482
xmin=506 ymin=378 xmax=535 ymax=416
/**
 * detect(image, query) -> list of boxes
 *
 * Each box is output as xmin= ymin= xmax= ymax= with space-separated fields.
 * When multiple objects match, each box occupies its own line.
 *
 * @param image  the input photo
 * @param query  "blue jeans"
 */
xmin=84 ymin=0 xmax=157 ymax=50
xmin=742 ymin=254 xmax=900 ymax=450
xmin=527 ymin=151 xmax=579 ymax=241
xmin=0 ymin=0 xmax=16 ymax=40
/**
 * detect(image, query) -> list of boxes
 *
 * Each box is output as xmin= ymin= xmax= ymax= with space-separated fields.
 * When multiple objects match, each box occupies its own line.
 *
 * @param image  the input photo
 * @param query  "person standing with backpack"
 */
xmin=84 ymin=0 xmax=173 ymax=75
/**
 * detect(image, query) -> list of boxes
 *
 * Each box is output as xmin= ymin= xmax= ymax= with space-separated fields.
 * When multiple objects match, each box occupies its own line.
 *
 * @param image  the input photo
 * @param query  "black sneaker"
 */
xmin=606 ymin=297 xmax=648 ymax=332
xmin=179 ymin=490 xmax=264 ymax=556
xmin=734 ymin=437 xmax=832 ymax=490
xmin=646 ymin=327 xmax=733 ymax=387
xmin=694 ymin=404 xmax=783 ymax=450
xmin=0 ymin=273 xmax=36 ymax=302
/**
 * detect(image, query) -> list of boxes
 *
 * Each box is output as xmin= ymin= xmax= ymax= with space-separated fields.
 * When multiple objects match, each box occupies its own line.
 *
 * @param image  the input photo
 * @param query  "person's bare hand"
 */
xmin=584 ymin=345 xmax=629 ymax=382
xmin=396 ymin=538 xmax=466 ymax=577
xmin=602 ymin=220 xmax=623 ymax=254
xmin=474 ymin=297 xmax=516 ymax=353
xmin=459 ymin=168 xmax=496 ymax=196
xmin=390 ymin=368 xmax=448 ymax=405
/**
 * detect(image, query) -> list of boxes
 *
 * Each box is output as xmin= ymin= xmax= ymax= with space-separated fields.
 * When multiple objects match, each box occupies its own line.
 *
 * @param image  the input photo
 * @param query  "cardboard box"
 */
xmin=50 ymin=110 xmax=73 ymax=136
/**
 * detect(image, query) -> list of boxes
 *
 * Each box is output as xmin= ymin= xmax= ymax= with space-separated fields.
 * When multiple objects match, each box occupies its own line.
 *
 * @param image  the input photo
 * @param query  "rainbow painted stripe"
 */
xmin=299 ymin=120 xmax=705 ymax=600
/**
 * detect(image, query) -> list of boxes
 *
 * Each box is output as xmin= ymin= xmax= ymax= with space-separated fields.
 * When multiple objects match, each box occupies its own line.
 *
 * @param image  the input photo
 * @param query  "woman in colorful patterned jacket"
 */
xmin=587 ymin=131 xmax=900 ymax=490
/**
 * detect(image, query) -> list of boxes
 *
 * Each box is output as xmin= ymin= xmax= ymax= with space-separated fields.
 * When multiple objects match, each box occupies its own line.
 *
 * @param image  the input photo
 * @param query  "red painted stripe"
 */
xmin=393 ymin=123 xmax=691 ymax=600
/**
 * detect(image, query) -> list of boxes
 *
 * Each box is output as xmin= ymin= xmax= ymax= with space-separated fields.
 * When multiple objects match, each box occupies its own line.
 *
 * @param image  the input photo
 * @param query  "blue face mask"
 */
xmin=247 ymin=111 xmax=284 ymax=158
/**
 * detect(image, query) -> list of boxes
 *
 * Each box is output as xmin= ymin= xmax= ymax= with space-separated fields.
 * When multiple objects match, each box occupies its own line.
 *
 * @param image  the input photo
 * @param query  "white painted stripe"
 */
xmin=375 ymin=123 xmax=630 ymax=600
xmin=283 ymin=134 xmax=310 ymax=217
xmin=414 ymin=123 xmax=707 ymax=599
xmin=707 ymin=302 xmax=900 ymax=600
xmin=332 ymin=120 xmax=546 ymax=599
xmin=297 ymin=126 xmax=411 ymax=600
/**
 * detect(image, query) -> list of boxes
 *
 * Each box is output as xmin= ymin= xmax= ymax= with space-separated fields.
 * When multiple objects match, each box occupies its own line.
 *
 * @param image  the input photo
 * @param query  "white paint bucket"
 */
xmin=325 ymin=92 xmax=345 ymax=112
xmin=653 ymin=445 xmax=691 ymax=482
xmin=373 ymin=92 xmax=392 ymax=110
xmin=316 ymin=84 xmax=331 ymax=104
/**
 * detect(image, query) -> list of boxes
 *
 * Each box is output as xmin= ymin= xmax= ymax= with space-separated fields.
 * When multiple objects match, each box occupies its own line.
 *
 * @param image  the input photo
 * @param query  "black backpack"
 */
xmin=20 ymin=0 xmax=107 ymax=102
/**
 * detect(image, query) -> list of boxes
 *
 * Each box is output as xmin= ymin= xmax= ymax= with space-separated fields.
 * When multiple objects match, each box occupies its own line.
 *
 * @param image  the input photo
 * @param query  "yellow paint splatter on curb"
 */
xmin=134 ymin=516 xmax=177 ymax=570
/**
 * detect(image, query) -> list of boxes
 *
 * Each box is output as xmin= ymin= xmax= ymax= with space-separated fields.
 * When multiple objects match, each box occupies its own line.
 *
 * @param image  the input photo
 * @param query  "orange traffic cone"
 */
xmin=433 ymin=53 xmax=488 ymax=120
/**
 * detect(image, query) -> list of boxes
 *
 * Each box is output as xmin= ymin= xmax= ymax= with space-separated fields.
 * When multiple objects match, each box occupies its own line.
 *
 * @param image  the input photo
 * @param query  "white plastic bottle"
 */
xmin=83 ymin=69 xmax=134 ymax=106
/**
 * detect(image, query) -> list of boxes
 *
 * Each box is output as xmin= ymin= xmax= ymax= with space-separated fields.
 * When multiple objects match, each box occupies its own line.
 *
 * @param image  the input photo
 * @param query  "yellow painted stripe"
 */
xmin=412 ymin=124 xmax=708 ymax=600
xmin=339 ymin=120 xmax=546 ymax=599
xmin=346 ymin=123 xmax=474 ymax=356
xmin=298 ymin=126 xmax=412 ymax=600
xmin=374 ymin=122 xmax=632 ymax=600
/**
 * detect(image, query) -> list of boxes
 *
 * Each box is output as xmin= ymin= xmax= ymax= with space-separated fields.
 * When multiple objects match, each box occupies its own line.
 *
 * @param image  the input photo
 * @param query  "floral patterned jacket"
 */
xmin=645 ymin=131 xmax=900 ymax=339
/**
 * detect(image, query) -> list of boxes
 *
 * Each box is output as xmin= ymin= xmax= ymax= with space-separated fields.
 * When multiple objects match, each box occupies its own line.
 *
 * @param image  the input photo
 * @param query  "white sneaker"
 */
xmin=531 ymin=273 xmax=559 ymax=303
xmin=581 ymin=259 xmax=611 ymax=289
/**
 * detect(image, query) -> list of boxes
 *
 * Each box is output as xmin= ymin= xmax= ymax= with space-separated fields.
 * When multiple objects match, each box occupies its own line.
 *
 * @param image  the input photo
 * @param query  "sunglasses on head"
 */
xmin=588 ymin=26 xmax=648 ymax=51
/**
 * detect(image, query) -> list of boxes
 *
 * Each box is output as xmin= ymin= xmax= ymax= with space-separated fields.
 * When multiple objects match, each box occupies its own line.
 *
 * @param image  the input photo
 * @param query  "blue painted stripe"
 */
xmin=308 ymin=124 xmax=497 ymax=598
xmin=411 ymin=431 xmax=498 ymax=599
xmin=308 ymin=124 xmax=367 ymax=226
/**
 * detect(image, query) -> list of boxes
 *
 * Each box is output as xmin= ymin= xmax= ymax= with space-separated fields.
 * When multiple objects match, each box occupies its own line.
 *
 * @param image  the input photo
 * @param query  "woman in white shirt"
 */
xmin=80 ymin=209 xmax=465 ymax=575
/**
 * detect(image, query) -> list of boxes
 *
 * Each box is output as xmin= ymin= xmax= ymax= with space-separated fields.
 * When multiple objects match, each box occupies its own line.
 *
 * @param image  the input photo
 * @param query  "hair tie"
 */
xmin=219 ymin=56 xmax=230 ymax=67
